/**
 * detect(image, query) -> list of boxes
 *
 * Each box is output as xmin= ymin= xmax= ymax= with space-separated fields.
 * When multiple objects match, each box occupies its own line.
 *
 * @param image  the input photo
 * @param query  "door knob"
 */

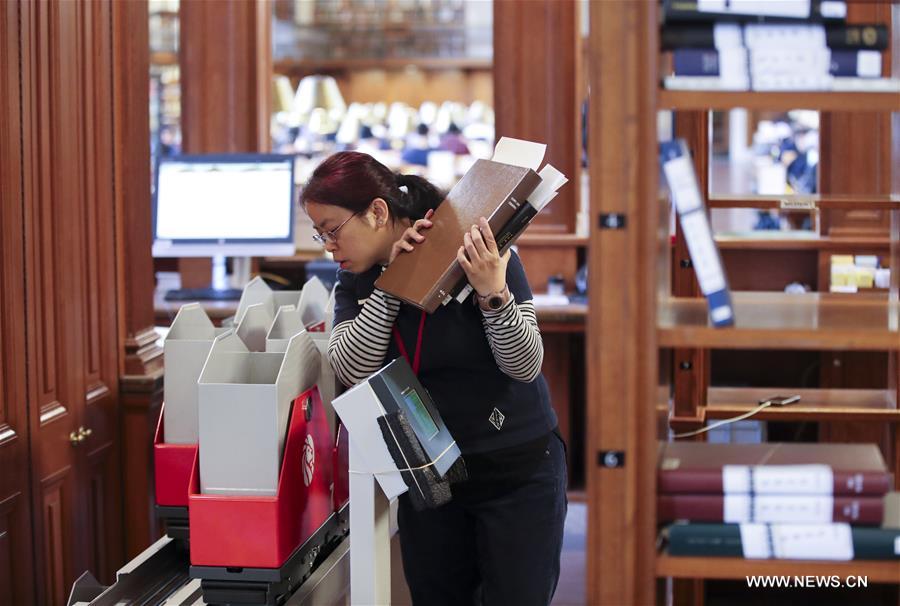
xmin=69 ymin=426 xmax=93 ymax=446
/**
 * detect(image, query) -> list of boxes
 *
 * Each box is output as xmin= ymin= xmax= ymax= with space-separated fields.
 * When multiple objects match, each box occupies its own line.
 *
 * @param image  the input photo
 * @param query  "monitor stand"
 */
xmin=163 ymin=255 xmax=243 ymax=301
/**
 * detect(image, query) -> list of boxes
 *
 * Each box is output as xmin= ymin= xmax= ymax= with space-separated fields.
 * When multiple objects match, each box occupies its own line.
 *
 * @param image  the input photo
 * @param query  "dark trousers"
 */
xmin=397 ymin=433 xmax=568 ymax=606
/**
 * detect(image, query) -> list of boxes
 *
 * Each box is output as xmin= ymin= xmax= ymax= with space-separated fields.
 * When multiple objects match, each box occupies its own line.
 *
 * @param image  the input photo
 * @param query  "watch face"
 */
xmin=488 ymin=295 xmax=503 ymax=310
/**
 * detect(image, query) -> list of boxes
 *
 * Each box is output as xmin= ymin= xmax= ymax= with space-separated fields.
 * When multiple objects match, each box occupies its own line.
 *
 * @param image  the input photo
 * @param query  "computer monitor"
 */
xmin=152 ymin=154 xmax=297 ymax=300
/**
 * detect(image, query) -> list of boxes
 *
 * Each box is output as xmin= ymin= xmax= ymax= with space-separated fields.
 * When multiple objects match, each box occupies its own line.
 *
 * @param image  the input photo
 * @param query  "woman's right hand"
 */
xmin=388 ymin=209 xmax=434 ymax=264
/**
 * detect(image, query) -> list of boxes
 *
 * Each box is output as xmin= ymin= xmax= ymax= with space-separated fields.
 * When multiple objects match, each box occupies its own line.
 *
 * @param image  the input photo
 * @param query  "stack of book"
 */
xmin=658 ymin=442 xmax=900 ymax=560
xmin=660 ymin=0 xmax=895 ymax=91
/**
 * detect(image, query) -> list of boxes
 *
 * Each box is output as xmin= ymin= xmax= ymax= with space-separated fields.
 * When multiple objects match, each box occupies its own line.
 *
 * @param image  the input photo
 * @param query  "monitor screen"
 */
xmin=152 ymin=154 xmax=296 ymax=257
xmin=401 ymin=387 xmax=440 ymax=441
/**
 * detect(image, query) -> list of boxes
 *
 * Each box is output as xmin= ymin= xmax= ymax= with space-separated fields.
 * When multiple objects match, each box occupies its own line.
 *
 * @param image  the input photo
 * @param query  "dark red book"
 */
xmin=658 ymin=442 xmax=892 ymax=496
xmin=657 ymin=493 xmax=885 ymax=525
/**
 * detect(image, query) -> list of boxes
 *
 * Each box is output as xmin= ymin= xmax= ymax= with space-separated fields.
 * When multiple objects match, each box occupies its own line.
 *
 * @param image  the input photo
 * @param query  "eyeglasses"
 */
xmin=312 ymin=212 xmax=358 ymax=245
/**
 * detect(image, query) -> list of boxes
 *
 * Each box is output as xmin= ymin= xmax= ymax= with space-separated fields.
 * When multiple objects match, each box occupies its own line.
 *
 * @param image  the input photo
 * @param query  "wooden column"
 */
xmin=587 ymin=2 xmax=658 ymax=604
xmin=818 ymin=2 xmax=896 ymax=475
xmin=179 ymin=0 xmax=271 ymax=153
xmin=177 ymin=0 xmax=272 ymax=286
xmin=493 ymin=0 xmax=577 ymax=234
xmin=112 ymin=0 xmax=165 ymax=558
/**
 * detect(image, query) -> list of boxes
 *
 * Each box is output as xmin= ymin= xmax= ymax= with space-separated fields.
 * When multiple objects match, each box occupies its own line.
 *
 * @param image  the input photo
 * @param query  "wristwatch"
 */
xmin=477 ymin=285 xmax=511 ymax=311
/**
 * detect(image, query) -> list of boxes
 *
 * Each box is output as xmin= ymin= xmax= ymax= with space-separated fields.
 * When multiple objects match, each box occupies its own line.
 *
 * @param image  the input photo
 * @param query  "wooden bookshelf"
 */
xmin=273 ymin=57 xmax=492 ymax=73
xmin=656 ymin=554 xmax=900 ymax=584
xmin=708 ymin=194 xmax=900 ymax=211
xmin=517 ymin=233 xmax=589 ymax=247
xmin=658 ymin=89 xmax=900 ymax=112
xmin=715 ymin=234 xmax=891 ymax=250
xmin=588 ymin=2 xmax=900 ymax=603
xmin=706 ymin=387 xmax=900 ymax=422
xmin=658 ymin=292 xmax=900 ymax=350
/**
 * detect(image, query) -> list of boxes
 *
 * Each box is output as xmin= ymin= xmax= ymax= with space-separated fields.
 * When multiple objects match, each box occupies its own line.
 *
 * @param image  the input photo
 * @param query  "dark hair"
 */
xmin=300 ymin=151 xmax=443 ymax=222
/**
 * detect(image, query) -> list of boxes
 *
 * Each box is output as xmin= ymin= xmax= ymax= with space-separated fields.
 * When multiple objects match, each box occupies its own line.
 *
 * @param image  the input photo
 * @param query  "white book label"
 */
xmin=722 ymin=465 xmax=834 ymax=495
xmin=771 ymin=524 xmax=854 ymax=560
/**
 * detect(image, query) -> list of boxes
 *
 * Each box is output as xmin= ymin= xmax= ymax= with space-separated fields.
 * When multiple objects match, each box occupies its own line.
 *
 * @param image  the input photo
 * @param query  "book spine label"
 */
xmin=723 ymin=464 xmax=835 ymax=495
xmin=830 ymin=50 xmax=881 ymax=77
xmin=673 ymin=49 xmax=720 ymax=76
xmin=659 ymin=494 xmax=884 ymax=524
xmin=826 ymin=24 xmax=889 ymax=50
xmin=664 ymin=0 xmax=845 ymax=22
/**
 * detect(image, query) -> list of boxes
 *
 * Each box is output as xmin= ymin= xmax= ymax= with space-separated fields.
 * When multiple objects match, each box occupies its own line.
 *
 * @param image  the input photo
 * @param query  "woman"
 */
xmin=302 ymin=151 xmax=566 ymax=606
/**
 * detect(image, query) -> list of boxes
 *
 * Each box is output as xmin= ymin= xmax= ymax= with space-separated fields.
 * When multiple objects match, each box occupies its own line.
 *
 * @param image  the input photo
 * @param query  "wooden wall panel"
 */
xmin=112 ymin=0 xmax=166 ymax=558
xmin=494 ymin=0 xmax=577 ymax=233
xmin=180 ymin=0 xmax=272 ymax=153
xmin=0 ymin=1 xmax=37 ymax=602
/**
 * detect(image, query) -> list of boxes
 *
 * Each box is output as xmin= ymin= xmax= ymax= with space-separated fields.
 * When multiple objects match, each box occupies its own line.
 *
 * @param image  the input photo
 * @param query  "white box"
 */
xmin=297 ymin=276 xmax=329 ymax=331
xmin=267 ymin=305 xmax=339 ymax=435
xmin=331 ymin=382 xmax=408 ymax=500
xmin=236 ymin=302 xmax=275 ymax=352
xmin=234 ymin=276 xmax=300 ymax=325
xmin=163 ymin=304 xmax=231 ymax=444
xmin=198 ymin=330 xmax=320 ymax=495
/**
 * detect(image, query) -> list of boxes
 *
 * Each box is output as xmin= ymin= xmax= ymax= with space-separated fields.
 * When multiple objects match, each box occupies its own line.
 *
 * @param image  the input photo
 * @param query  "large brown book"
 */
xmin=657 ymin=493 xmax=885 ymax=525
xmin=658 ymin=442 xmax=892 ymax=496
xmin=376 ymin=159 xmax=542 ymax=313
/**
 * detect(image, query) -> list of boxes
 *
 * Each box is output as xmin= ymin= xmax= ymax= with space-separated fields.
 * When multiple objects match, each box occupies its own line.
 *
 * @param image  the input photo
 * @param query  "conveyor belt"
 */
xmin=67 ymin=533 xmax=350 ymax=606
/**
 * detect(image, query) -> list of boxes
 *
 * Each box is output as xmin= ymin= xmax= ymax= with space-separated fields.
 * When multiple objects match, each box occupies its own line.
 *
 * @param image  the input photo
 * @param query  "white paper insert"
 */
xmin=722 ymin=464 xmax=835 ymax=495
xmin=491 ymin=137 xmax=547 ymax=171
xmin=678 ymin=213 xmax=727 ymax=295
xmin=771 ymin=524 xmax=854 ymax=560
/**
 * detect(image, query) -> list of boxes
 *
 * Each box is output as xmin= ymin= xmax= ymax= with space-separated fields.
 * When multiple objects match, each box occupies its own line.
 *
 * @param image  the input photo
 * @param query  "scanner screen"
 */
xmin=401 ymin=387 xmax=439 ymax=441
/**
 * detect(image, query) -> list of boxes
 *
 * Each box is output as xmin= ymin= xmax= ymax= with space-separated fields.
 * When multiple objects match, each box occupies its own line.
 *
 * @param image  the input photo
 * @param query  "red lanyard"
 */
xmin=392 ymin=310 xmax=427 ymax=375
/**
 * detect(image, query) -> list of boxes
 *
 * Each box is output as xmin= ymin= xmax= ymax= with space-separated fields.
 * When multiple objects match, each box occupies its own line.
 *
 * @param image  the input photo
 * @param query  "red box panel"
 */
xmin=189 ymin=386 xmax=334 ymax=569
xmin=154 ymin=405 xmax=199 ymax=508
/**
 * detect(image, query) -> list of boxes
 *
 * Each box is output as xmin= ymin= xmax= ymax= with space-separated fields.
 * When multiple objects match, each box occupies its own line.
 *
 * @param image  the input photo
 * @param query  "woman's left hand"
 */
xmin=457 ymin=217 xmax=509 ymax=296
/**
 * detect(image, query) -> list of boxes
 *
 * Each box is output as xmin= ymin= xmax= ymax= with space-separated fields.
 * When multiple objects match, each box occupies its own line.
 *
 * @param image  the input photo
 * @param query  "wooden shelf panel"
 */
xmin=516 ymin=233 xmax=588 ymax=247
xmin=658 ymin=89 xmax=900 ymax=112
xmin=273 ymin=57 xmax=492 ymax=73
xmin=715 ymin=234 xmax=890 ymax=250
xmin=656 ymin=553 xmax=900 ymax=583
xmin=708 ymin=195 xmax=900 ymax=211
xmin=658 ymin=292 xmax=900 ymax=350
xmin=706 ymin=387 xmax=899 ymax=422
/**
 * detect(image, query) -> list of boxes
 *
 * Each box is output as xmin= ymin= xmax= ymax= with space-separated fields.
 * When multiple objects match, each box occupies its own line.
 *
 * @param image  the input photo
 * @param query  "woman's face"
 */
xmin=305 ymin=200 xmax=395 ymax=273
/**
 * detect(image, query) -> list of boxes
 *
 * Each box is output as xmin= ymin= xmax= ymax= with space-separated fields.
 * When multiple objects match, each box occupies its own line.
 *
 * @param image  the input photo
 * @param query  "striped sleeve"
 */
xmin=327 ymin=289 xmax=400 ymax=386
xmin=480 ymin=296 xmax=544 ymax=383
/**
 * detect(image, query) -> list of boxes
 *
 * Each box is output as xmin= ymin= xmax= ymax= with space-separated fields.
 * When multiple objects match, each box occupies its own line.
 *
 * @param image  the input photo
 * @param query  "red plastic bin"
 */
xmin=154 ymin=404 xmax=199 ymax=508
xmin=188 ymin=386 xmax=334 ymax=569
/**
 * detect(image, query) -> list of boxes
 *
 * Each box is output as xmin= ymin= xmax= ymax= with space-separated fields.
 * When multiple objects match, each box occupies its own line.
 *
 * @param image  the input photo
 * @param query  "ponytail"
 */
xmin=394 ymin=173 xmax=444 ymax=221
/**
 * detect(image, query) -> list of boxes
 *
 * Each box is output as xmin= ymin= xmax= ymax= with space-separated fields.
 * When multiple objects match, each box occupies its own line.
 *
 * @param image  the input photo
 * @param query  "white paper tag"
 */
xmin=894 ymin=536 xmax=900 ymax=555
xmin=679 ymin=213 xmax=727 ymax=295
xmin=662 ymin=156 xmax=704 ymax=215
xmin=771 ymin=524 xmax=854 ymax=560
xmin=729 ymin=0 xmax=810 ymax=18
xmin=820 ymin=1 xmax=847 ymax=18
xmin=739 ymin=523 xmax=772 ymax=559
xmin=753 ymin=495 xmax=834 ymax=523
xmin=723 ymin=466 xmax=752 ymax=494
xmin=857 ymin=51 xmax=882 ymax=78
xmin=491 ymin=137 xmax=546 ymax=171
xmin=753 ymin=465 xmax=834 ymax=495
xmin=724 ymin=494 xmax=752 ymax=523
xmin=712 ymin=23 xmax=743 ymax=49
